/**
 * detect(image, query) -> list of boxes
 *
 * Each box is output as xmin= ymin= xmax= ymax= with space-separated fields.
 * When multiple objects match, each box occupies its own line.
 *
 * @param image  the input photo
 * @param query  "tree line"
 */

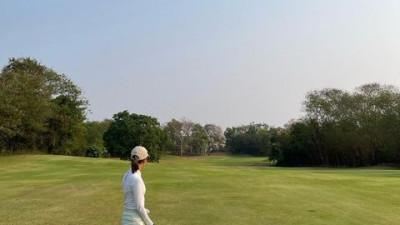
xmin=103 ymin=113 xmax=225 ymax=161
xmin=0 ymin=57 xmax=225 ymax=161
xmin=224 ymin=84 xmax=400 ymax=167
xmin=278 ymin=84 xmax=400 ymax=166
xmin=2 ymin=57 xmax=400 ymax=167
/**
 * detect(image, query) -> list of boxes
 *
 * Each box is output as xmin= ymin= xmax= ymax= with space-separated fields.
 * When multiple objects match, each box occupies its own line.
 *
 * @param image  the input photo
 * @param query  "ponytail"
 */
xmin=131 ymin=155 xmax=140 ymax=173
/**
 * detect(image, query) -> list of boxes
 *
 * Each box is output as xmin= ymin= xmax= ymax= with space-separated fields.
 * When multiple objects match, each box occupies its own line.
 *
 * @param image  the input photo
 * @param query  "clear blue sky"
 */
xmin=1 ymin=0 xmax=400 ymax=129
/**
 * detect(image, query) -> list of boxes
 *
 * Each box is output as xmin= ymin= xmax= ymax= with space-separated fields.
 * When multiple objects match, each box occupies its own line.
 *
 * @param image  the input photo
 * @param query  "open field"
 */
xmin=0 ymin=154 xmax=399 ymax=225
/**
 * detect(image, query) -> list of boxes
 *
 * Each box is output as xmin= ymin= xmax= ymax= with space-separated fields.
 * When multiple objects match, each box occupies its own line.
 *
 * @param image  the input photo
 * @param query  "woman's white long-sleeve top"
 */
xmin=122 ymin=170 xmax=153 ymax=225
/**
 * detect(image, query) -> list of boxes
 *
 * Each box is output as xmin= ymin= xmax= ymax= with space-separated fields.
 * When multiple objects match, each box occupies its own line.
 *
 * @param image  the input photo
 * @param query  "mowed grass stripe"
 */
xmin=0 ymin=155 xmax=399 ymax=225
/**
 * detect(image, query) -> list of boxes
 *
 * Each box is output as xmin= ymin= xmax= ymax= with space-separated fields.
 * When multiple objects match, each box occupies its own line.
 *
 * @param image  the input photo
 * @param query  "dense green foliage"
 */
xmin=0 ymin=58 xmax=88 ymax=155
xmin=225 ymin=84 xmax=400 ymax=167
xmin=163 ymin=119 xmax=183 ymax=155
xmin=1 ymin=155 xmax=399 ymax=225
xmin=103 ymin=110 xmax=169 ymax=161
xmin=83 ymin=119 xmax=112 ymax=157
xmin=224 ymin=123 xmax=276 ymax=156
xmin=272 ymin=84 xmax=400 ymax=166
xmin=164 ymin=119 xmax=225 ymax=156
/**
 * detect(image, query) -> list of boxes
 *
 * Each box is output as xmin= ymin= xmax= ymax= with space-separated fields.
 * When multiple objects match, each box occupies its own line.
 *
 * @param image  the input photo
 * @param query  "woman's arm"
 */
xmin=133 ymin=178 xmax=153 ymax=225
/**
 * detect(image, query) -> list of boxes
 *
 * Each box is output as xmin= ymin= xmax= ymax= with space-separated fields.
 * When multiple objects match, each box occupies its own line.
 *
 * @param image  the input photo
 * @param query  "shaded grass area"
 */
xmin=0 ymin=154 xmax=399 ymax=225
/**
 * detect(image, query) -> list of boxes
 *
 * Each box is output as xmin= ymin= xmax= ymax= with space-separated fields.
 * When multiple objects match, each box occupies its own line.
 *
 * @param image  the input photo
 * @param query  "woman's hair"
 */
xmin=131 ymin=155 xmax=146 ymax=173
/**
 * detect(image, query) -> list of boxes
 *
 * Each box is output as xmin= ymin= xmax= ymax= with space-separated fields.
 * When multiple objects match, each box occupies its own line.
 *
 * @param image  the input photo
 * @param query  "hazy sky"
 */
xmin=1 ymin=0 xmax=400 ymax=129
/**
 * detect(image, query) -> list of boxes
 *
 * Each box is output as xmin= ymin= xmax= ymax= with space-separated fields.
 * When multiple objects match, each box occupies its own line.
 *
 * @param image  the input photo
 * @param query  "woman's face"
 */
xmin=139 ymin=158 xmax=147 ymax=170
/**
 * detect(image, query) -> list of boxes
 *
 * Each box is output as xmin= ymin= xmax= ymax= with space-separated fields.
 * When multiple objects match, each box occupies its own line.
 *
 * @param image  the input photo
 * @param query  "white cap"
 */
xmin=131 ymin=146 xmax=149 ymax=160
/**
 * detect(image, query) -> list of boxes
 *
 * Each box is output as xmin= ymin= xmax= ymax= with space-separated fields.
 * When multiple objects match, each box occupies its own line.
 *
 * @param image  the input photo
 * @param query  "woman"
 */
xmin=122 ymin=146 xmax=154 ymax=225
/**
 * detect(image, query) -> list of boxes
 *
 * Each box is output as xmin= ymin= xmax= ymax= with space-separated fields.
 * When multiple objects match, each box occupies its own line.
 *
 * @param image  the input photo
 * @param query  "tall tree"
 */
xmin=277 ymin=83 xmax=400 ymax=167
xmin=163 ymin=119 xmax=183 ymax=155
xmin=0 ymin=57 xmax=87 ymax=154
xmin=103 ymin=110 xmax=169 ymax=161
xmin=180 ymin=119 xmax=195 ymax=156
xmin=189 ymin=123 xmax=208 ymax=155
xmin=224 ymin=123 xmax=271 ymax=156
xmin=83 ymin=119 xmax=112 ymax=157
xmin=204 ymin=124 xmax=225 ymax=155
xmin=164 ymin=118 xmax=211 ymax=156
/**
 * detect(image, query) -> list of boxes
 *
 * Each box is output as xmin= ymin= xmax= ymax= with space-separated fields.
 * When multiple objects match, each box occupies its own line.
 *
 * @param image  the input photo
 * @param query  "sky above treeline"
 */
xmin=1 ymin=0 xmax=400 ymax=129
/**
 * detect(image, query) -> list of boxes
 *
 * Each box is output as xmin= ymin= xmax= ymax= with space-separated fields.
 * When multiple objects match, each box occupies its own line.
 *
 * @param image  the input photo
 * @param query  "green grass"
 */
xmin=1 ymin=154 xmax=399 ymax=225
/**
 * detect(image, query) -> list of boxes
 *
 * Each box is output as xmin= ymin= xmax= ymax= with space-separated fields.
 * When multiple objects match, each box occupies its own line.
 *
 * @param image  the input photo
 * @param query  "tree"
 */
xmin=0 ymin=57 xmax=87 ymax=154
xmin=277 ymin=120 xmax=318 ymax=166
xmin=0 ymin=70 xmax=51 ymax=151
xmin=163 ymin=119 xmax=183 ymax=155
xmin=164 ymin=118 xmax=212 ymax=156
xmin=189 ymin=123 xmax=208 ymax=155
xmin=103 ymin=110 xmax=169 ymax=161
xmin=224 ymin=123 xmax=271 ymax=156
xmin=204 ymin=124 xmax=225 ymax=155
xmin=269 ymin=127 xmax=287 ymax=165
xmin=83 ymin=119 xmax=112 ymax=157
xmin=180 ymin=119 xmax=195 ymax=155
xmin=275 ymin=83 xmax=400 ymax=167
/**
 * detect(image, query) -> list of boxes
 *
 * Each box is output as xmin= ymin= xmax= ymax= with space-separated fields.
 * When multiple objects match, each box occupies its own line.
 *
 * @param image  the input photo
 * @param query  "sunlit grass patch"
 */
xmin=1 ymin=154 xmax=399 ymax=225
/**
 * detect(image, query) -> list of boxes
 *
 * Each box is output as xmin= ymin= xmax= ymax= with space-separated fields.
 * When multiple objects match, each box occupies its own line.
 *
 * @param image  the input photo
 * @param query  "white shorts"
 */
xmin=122 ymin=209 xmax=145 ymax=225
